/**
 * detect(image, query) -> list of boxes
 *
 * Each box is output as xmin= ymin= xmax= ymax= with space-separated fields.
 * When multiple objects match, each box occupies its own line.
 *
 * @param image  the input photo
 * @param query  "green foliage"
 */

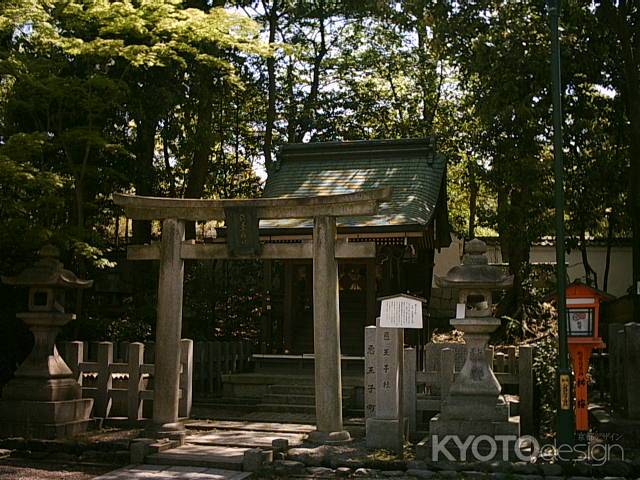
xmin=182 ymin=260 xmax=265 ymax=341
xmin=0 ymin=0 xmax=637 ymax=349
xmin=533 ymin=330 xmax=559 ymax=439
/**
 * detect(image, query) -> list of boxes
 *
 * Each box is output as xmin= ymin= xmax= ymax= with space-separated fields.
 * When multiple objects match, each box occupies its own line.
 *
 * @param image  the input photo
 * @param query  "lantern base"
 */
xmin=418 ymin=414 xmax=521 ymax=461
xmin=2 ymin=377 xmax=81 ymax=402
xmin=0 ymin=397 xmax=94 ymax=439
xmin=440 ymin=394 xmax=511 ymax=421
xmin=418 ymin=395 xmax=521 ymax=462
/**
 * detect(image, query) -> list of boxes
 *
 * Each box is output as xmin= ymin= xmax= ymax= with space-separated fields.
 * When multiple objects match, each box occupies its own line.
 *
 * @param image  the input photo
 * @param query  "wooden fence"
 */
xmin=607 ymin=322 xmax=640 ymax=419
xmin=364 ymin=331 xmax=534 ymax=438
xmin=192 ymin=340 xmax=254 ymax=397
xmin=59 ymin=339 xmax=193 ymax=422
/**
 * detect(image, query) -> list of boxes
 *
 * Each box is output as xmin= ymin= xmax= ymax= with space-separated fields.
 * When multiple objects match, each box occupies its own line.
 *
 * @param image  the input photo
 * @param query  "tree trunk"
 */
xmin=184 ymin=72 xmax=217 ymax=240
xmin=604 ymin=212 xmax=614 ymax=292
xmin=294 ymin=0 xmax=327 ymax=142
xmin=132 ymin=116 xmax=157 ymax=245
xmin=496 ymin=188 xmax=529 ymax=318
xmin=613 ymin=1 xmax=640 ymax=301
xmin=579 ymin=229 xmax=598 ymax=288
xmin=468 ymin=161 xmax=478 ymax=240
xmin=285 ymin=60 xmax=297 ymax=142
xmin=263 ymin=0 xmax=278 ymax=175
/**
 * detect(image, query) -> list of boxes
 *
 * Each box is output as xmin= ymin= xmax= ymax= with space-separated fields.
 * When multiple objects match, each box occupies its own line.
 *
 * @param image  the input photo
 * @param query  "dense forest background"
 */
xmin=0 ymin=1 xmax=638 ymax=375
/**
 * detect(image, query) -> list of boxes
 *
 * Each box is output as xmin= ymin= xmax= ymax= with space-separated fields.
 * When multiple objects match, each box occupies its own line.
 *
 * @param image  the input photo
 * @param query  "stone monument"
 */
xmin=423 ymin=238 xmax=520 ymax=461
xmin=0 ymin=245 xmax=94 ymax=438
xmin=366 ymin=294 xmax=424 ymax=453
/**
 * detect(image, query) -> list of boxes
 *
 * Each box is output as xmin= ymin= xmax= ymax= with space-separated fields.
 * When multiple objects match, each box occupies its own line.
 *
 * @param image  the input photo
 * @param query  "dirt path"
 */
xmin=0 ymin=459 xmax=117 ymax=480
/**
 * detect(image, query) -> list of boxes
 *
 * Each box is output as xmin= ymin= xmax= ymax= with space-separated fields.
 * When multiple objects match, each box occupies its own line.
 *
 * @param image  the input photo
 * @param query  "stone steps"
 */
xmin=186 ymin=420 xmax=316 ymax=434
xmin=262 ymin=393 xmax=316 ymax=405
xmin=193 ymin=397 xmax=260 ymax=413
xmin=187 ymin=429 xmax=307 ymax=449
xmin=267 ymin=384 xmax=315 ymax=395
xmin=93 ymin=464 xmax=252 ymax=480
xmin=258 ymin=383 xmax=358 ymax=415
xmin=146 ymin=444 xmax=248 ymax=470
xmin=257 ymin=403 xmax=317 ymax=414
xmin=267 ymin=384 xmax=356 ymax=395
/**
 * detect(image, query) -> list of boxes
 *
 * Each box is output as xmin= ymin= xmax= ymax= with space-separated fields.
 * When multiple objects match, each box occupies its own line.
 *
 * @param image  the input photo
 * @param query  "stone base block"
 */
xmin=146 ymin=422 xmax=187 ymax=444
xmin=2 ymin=377 xmax=81 ymax=402
xmin=416 ymin=414 xmax=522 ymax=462
xmin=439 ymin=395 xmax=511 ymax=422
xmin=428 ymin=413 xmax=520 ymax=438
xmin=307 ymin=429 xmax=351 ymax=444
xmin=365 ymin=417 xmax=407 ymax=452
xmin=0 ymin=398 xmax=93 ymax=439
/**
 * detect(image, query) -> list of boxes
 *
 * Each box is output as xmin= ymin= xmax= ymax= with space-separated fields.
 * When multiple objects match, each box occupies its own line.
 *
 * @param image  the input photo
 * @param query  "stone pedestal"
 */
xmin=0 ymin=312 xmax=93 ymax=439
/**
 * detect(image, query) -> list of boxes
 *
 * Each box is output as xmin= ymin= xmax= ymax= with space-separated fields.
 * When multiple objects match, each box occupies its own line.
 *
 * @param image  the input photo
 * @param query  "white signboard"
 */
xmin=379 ymin=295 xmax=423 ymax=329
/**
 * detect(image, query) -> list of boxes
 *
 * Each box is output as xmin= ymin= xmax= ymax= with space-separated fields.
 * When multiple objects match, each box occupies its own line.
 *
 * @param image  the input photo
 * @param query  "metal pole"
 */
xmin=548 ymin=0 xmax=574 ymax=445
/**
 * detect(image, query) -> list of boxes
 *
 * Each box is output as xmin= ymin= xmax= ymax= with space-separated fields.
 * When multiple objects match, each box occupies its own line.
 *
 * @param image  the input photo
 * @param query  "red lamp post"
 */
xmin=563 ymin=282 xmax=611 ymax=433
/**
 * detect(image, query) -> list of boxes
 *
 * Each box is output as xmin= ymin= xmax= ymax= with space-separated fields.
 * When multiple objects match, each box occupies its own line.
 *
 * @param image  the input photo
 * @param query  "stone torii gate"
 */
xmin=114 ymin=188 xmax=391 ymax=442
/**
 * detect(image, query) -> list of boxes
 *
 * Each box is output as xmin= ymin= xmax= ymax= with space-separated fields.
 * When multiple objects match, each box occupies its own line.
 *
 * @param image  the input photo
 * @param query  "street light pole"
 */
xmin=548 ymin=0 xmax=574 ymax=445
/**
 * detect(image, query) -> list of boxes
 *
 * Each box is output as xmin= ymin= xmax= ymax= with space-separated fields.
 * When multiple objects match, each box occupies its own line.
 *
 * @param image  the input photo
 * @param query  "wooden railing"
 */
xmin=58 ymin=339 xmax=193 ymax=422
xmin=192 ymin=340 xmax=254 ymax=397
xmin=412 ymin=343 xmax=534 ymax=435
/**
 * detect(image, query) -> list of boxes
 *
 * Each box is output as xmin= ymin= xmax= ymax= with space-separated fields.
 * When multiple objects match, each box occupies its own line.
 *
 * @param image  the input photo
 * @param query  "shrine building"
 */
xmin=256 ymin=138 xmax=451 ymax=355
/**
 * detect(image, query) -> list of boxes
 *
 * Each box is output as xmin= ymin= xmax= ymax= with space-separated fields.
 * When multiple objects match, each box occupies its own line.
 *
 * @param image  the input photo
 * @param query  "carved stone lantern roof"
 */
xmin=435 ymin=238 xmax=513 ymax=290
xmin=1 ymin=245 xmax=93 ymax=289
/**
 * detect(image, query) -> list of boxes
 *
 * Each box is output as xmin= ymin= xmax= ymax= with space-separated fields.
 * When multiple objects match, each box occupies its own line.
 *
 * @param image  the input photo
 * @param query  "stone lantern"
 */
xmin=424 ymin=238 xmax=520 ymax=460
xmin=0 ymin=245 xmax=94 ymax=438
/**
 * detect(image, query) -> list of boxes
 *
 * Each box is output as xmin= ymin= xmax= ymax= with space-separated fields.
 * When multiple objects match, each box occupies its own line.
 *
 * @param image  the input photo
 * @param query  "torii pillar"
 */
xmin=309 ymin=216 xmax=349 ymax=442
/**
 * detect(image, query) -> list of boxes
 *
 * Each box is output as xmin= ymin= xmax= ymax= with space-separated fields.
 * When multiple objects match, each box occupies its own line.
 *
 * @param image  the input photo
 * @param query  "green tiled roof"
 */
xmin=261 ymin=138 xmax=447 ymax=232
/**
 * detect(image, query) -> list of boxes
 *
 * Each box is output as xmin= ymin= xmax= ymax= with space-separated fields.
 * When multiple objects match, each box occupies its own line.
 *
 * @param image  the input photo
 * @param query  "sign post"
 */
xmin=366 ymin=294 xmax=424 ymax=452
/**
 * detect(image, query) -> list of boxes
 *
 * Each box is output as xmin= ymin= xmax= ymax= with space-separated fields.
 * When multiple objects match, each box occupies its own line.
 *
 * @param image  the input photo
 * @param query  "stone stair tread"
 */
xmin=256 ymin=403 xmax=316 ymax=413
xmin=187 ymin=429 xmax=307 ymax=448
xmin=147 ymin=444 xmax=247 ymax=470
xmin=186 ymin=420 xmax=316 ymax=434
xmin=262 ymin=394 xmax=317 ymax=405
xmin=94 ymin=464 xmax=251 ymax=480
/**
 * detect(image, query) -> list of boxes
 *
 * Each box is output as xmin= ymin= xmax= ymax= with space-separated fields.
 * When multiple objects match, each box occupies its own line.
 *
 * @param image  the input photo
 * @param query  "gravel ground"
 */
xmin=0 ymin=459 xmax=116 ymax=480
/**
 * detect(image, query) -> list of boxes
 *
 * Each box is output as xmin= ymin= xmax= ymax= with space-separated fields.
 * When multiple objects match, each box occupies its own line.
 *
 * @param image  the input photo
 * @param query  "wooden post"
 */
xmin=262 ymin=260 xmax=273 ymax=353
xmin=211 ymin=341 xmax=221 ymax=392
xmin=440 ymin=347 xmax=455 ymax=400
xmin=96 ymin=341 xmax=113 ymax=418
xmin=624 ymin=323 xmax=640 ymax=419
xmin=67 ymin=341 xmax=84 ymax=386
xmin=128 ymin=342 xmax=144 ymax=421
xmin=518 ymin=345 xmax=534 ymax=435
xmin=310 ymin=216 xmax=349 ymax=442
xmin=283 ymin=261 xmax=293 ymax=352
xmin=222 ymin=342 xmax=230 ymax=373
xmin=153 ymin=218 xmax=185 ymax=432
xmin=179 ymin=339 xmax=193 ymax=418
xmin=366 ymin=259 xmax=377 ymax=326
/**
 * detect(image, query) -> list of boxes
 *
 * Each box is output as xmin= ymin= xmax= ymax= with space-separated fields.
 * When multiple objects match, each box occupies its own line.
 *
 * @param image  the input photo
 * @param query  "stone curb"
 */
xmin=266 ymin=455 xmax=640 ymax=479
